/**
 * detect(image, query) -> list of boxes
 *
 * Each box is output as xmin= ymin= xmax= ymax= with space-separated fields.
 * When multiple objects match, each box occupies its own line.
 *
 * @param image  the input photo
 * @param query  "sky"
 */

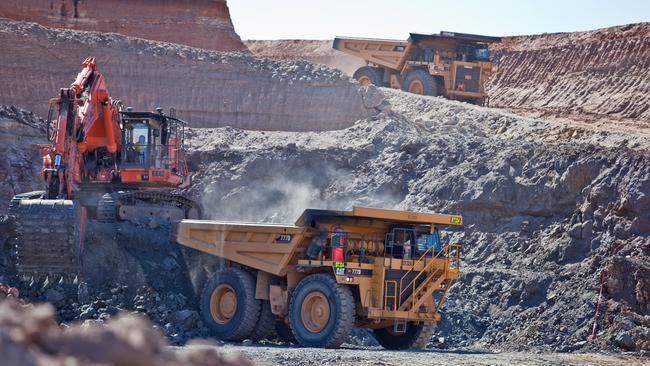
xmin=229 ymin=0 xmax=650 ymax=40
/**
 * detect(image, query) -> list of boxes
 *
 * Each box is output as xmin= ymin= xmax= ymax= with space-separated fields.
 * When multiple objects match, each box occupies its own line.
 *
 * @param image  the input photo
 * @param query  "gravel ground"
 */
xmin=190 ymin=343 xmax=648 ymax=366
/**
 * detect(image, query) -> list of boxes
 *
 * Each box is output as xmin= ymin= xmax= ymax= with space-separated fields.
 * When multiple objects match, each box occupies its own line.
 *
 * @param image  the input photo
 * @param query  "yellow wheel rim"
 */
xmin=408 ymin=80 xmax=424 ymax=94
xmin=357 ymin=75 xmax=372 ymax=86
xmin=210 ymin=284 xmax=237 ymax=324
xmin=301 ymin=291 xmax=330 ymax=333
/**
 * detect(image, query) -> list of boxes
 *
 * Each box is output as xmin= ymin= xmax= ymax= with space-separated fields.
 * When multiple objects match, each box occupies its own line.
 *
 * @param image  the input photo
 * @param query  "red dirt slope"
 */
xmin=246 ymin=40 xmax=365 ymax=75
xmin=488 ymin=23 xmax=650 ymax=132
xmin=0 ymin=0 xmax=248 ymax=52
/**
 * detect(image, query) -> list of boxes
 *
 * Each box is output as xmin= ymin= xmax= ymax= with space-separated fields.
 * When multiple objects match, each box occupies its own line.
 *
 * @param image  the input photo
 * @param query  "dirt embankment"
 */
xmin=0 ymin=0 xmax=248 ymax=52
xmin=0 ymin=18 xmax=369 ymax=131
xmin=245 ymin=40 xmax=365 ymax=76
xmin=488 ymin=22 xmax=650 ymax=132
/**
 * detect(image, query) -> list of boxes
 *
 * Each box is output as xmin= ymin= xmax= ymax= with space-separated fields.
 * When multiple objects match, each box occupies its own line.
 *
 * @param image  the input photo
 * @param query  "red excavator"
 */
xmin=10 ymin=57 xmax=200 ymax=278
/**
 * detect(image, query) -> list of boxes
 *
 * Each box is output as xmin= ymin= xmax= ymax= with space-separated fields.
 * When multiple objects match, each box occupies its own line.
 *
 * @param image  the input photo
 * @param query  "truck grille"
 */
xmin=455 ymin=65 xmax=481 ymax=93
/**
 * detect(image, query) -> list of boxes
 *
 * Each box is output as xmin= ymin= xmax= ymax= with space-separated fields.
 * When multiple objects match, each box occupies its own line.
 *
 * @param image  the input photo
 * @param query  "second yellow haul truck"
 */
xmin=174 ymin=206 xmax=464 ymax=349
xmin=333 ymin=31 xmax=501 ymax=104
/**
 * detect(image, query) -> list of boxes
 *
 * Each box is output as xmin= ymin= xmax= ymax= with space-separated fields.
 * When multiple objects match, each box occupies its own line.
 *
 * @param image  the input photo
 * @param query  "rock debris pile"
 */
xmin=0 ymin=298 xmax=251 ymax=366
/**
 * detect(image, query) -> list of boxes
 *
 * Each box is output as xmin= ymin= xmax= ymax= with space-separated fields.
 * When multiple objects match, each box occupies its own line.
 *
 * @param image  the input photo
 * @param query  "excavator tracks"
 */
xmin=9 ymin=190 xmax=199 ymax=280
xmin=10 ymin=196 xmax=83 ymax=280
xmin=117 ymin=191 xmax=202 ymax=221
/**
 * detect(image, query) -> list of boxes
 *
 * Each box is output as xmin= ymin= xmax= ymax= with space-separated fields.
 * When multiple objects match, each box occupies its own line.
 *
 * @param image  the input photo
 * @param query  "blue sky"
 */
xmin=229 ymin=0 xmax=650 ymax=40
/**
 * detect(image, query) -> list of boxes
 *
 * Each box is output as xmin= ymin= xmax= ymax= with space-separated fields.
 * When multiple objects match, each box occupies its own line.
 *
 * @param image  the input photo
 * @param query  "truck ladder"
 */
xmin=397 ymin=244 xmax=461 ymax=312
xmin=383 ymin=280 xmax=398 ymax=311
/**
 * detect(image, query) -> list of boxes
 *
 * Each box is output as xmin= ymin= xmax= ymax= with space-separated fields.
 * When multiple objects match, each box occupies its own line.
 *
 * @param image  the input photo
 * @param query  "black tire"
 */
xmin=289 ymin=274 xmax=355 ymax=348
xmin=250 ymin=301 xmax=277 ymax=341
xmin=275 ymin=319 xmax=296 ymax=343
xmin=401 ymin=69 xmax=439 ymax=96
xmin=353 ymin=66 xmax=384 ymax=86
xmin=200 ymin=268 xmax=261 ymax=341
xmin=373 ymin=322 xmax=435 ymax=350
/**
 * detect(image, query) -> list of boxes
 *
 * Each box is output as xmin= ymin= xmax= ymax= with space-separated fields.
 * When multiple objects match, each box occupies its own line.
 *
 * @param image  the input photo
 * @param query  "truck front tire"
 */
xmin=200 ymin=268 xmax=261 ymax=341
xmin=353 ymin=66 xmax=384 ymax=86
xmin=401 ymin=69 xmax=439 ymax=96
xmin=373 ymin=322 xmax=435 ymax=350
xmin=289 ymin=274 xmax=354 ymax=348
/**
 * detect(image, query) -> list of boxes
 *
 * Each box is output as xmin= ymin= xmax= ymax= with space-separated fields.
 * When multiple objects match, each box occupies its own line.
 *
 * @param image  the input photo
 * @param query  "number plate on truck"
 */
xmin=275 ymin=234 xmax=293 ymax=243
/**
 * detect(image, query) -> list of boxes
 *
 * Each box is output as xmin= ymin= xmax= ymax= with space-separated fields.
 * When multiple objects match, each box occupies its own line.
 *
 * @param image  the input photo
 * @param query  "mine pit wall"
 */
xmin=0 ymin=108 xmax=47 ymax=212
xmin=487 ymin=23 xmax=650 ymax=123
xmin=245 ymin=40 xmax=366 ymax=76
xmin=0 ymin=0 xmax=248 ymax=52
xmin=0 ymin=19 xmax=366 ymax=131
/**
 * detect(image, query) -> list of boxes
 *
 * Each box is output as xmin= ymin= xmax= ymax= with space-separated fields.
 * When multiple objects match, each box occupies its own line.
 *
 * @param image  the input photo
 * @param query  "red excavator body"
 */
xmin=10 ymin=58 xmax=200 ymax=279
xmin=42 ymin=57 xmax=190 ymax=200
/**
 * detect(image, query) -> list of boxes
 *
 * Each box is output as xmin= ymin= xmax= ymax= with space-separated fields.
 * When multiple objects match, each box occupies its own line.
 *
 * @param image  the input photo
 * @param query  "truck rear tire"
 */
xmin=200 ymin=268 xmax=261 ymax=342
xmin=401 ymin=69 xmax=439 ymax=96
xmin=289 ymin=274 xmax=354 ymax=348
xmin=353 ymin=66 xmax=384 ymax=87
xmin=373 ymin=322 xmax=435 ymax=350
xmin=250 ymin=301 xmax=277 ymax=341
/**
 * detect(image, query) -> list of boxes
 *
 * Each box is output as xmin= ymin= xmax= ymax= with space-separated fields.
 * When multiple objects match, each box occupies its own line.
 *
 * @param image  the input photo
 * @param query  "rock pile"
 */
xmin=0 ymin=298 xmax=251 ymax=366
xmin=0 ymin=106 xmax=47 ymax=214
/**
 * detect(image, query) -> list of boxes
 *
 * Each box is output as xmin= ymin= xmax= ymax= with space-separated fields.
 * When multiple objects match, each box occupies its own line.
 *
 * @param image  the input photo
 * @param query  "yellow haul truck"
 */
xmin=174 ymin=206 xmax=463 ymax=349
xmin=333 ymin=31 xmax=501 ymax=104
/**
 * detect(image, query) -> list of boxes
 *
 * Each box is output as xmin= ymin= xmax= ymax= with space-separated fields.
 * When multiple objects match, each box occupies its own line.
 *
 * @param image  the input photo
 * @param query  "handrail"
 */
xmin=398 ymin=244 xmax=445 ymax=299
xmin=397 ymin=243 xmax=461 ymax=311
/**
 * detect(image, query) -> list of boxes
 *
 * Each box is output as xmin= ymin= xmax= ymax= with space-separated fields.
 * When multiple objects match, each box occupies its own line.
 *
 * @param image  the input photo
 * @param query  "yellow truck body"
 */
xmin=174 ymin=206 xmax=464 ymax=349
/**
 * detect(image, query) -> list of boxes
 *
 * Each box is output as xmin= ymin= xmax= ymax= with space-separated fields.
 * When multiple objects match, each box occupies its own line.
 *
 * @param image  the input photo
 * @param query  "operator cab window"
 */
xmin=475 ymin=44 xmax=490 ymax=61
xmin=123 ymin=120 xmax=150 ymax=165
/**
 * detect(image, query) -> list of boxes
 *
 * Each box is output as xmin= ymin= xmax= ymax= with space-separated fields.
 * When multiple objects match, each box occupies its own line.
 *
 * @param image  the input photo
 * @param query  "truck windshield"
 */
xmin=475 ymin=47 xmax=490 ymax=61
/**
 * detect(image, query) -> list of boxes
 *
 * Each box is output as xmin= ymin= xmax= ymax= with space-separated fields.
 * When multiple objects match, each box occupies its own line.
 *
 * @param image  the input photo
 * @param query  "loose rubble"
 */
xmin=0 ymin=298 xmax=251 ymax=366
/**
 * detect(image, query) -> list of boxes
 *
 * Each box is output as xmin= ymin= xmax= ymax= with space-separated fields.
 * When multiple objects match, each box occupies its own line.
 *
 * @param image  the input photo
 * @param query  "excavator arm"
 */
xmin=46 ymin=57 xmax=121 ymax=199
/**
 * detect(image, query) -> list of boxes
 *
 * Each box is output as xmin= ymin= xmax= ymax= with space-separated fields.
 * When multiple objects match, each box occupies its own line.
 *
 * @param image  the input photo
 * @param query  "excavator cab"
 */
xmin=118 ymin=109 xmax=189 ymax=187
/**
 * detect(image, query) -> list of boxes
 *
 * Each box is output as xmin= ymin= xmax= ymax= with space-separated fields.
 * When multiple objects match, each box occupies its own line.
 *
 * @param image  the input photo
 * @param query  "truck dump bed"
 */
xmin=332 ymin=36 xmax=408 ymax=70
xmin=174 ymin=220 xmax=311 ymax=276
